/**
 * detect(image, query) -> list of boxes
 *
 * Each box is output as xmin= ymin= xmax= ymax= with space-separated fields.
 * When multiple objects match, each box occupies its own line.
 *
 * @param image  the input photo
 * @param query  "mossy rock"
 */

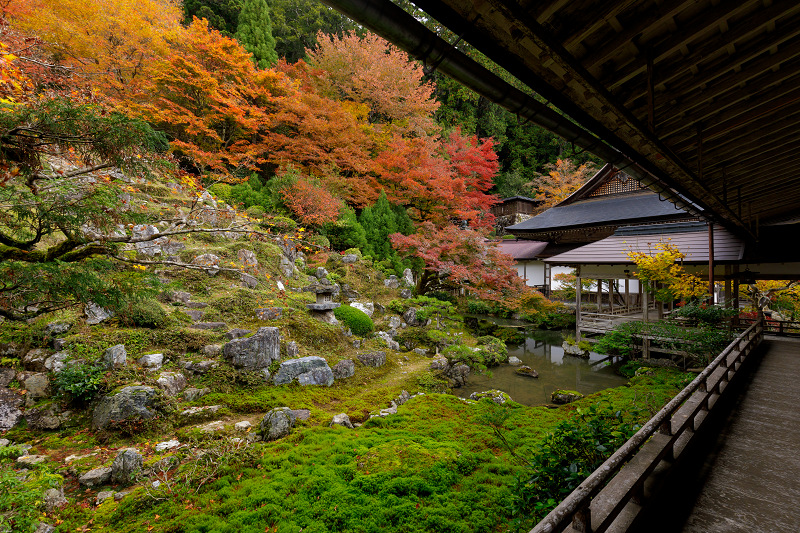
xmin=551 ymin=389 xmax=584 ymax=404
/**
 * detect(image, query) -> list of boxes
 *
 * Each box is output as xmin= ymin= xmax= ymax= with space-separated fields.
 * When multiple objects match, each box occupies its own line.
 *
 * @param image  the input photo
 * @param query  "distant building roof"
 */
xmin=507 ymin=190 xmax=687 ymax=234
xmin=498 ymin=196 xmax=539 ymax=203
xmin=545 ymin=222 xmax=744 ymax=264
xmin=494 ymin=239 xmax=549 ymax=260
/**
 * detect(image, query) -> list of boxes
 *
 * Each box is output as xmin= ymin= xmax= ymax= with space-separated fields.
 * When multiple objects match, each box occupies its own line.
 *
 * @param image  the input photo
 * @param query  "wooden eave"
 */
xmin=407 ymin=0 xmax=800 ymax=234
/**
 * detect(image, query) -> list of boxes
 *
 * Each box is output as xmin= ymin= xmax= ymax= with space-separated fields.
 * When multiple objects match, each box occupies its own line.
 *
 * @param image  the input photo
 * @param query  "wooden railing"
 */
xmin=530 ymin=319 xmax=764 ymax=533
xmin=738 ymin=316 xmax=800 ymax=337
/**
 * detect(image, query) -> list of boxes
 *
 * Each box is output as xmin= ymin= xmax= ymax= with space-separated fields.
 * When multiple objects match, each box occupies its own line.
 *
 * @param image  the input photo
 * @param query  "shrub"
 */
xmin=308 ymin=234 xmax=331 ymax=250
xmin=476 ymin=336 xmax=508 ymax=365
xmin=121 ymin=299 xmax=168 ymax=328
xmin=55 ymin=363 xmax=106 ymax=404
xmin=466 ymin=300 xmax=492 ymax=314
xmin=208 ymin=183 xmax=233 ymax=202
xmin=333 ymin=305 xmax=375 ymax=336
xmin=245 ymin=205 xmax=266 ymax=219
xmin=262 ymin=215 xmax=297 ymax=233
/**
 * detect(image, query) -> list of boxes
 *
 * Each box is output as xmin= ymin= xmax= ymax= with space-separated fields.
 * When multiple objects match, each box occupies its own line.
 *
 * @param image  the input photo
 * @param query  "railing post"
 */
xmin=572 ymin=504 xmax=592 ymax=533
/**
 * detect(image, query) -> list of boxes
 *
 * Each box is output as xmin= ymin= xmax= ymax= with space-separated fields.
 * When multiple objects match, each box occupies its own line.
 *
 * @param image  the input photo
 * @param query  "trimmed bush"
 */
xmin=122 ymin=299 xmax=168 ymax=329
xmin=333 ymin=305 xmax=374 ymax=336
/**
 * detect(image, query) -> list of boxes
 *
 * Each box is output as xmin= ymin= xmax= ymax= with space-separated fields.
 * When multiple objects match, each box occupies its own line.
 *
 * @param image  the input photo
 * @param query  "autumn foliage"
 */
xmin=532 ymin=158 xmax=595 ymax=209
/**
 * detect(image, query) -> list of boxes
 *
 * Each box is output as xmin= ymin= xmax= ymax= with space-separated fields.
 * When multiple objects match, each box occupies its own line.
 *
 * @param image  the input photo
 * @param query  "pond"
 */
xmin=455 ymin=327 xmax=628 ymax=406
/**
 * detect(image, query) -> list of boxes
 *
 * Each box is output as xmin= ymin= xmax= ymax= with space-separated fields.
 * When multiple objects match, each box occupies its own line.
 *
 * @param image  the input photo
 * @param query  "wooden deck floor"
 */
xmin=635 ymin=338 xmax=800 ymax=532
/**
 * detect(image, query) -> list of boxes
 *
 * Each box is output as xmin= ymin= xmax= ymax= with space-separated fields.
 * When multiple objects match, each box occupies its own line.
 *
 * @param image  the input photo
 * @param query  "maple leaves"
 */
xmin=533 ymin=158 xmax=595 ymax=209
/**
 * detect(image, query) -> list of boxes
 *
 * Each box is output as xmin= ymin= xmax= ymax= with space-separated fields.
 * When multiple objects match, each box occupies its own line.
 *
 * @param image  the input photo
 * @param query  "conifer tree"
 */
xmin=359 ymin=191 xmax=412 ymax=260
xmin=235 ymin=0 xmax=278 ymax=68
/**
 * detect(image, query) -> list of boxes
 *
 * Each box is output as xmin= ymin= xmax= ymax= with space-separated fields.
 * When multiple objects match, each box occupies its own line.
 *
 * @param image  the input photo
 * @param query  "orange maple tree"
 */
xmin=532 ymin=158 xmax=595 ymax=209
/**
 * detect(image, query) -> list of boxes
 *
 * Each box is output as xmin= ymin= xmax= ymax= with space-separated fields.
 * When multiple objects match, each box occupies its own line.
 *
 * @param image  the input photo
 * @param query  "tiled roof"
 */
xmin=507 ymin=190 xmax=687 ymax=233
xmin=494 ymin=240 xmax=548 ymax=260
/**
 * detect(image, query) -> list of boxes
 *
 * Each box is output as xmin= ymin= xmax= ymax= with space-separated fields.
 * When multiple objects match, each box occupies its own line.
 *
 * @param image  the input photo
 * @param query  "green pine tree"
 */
xmin=359 ymin=191 xmax=413 ymax=261
xmin=235 ymin=0 xmax=278 ymax=68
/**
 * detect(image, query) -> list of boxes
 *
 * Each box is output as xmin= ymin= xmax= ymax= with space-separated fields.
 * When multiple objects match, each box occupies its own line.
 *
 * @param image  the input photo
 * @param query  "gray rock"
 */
xmin=44 ymin=322 xmax=71 ymax=336
xmin=185 ymin=309 xmax=205 ymax=321
xmin=183 ymin=387 xmax=210 ymax=401
xmin=17 ymin=454 xmax=47 ymax=466
xmin=186 ymin=301 xmax=208 ymax=309
xmin=0 ymin=438 xmax=9 ymax=447
xmin=240 ymin=272 xmax=258 ymax=289
xmin=34 ymin=524 xmax=56 ymax=533
xmin=0 ymin=343 xmax=20 ymax=357
xmin=357 ymin=351 xmax=386 ymax=368
xmin=79 ymin=466 xmax=113 ymax=487
xmin=154 ymin=440 xmax=180 ymax=452
xmin=103 ymin=344 xmax=127 ymax=370
xmin=508 ymin=356 xmax=523 ymax=365
xmin=22 ymin=348 xmax=49 ymax=372
xmin=273 ymin=356 xmax=334 ymax=387
xmin=256 ymin=307 xmax=283 ymax=320
xmin=234 ymin=421 xmax=252 ymax=431
xmin=551 ymin=390 xmax=584 ymax=404
xmin=52 ymin=338 xmax=67 ymax=350
xmin=92 ymin=386 xmax=161 ymax=430
xmin=291 ymin=409 xmax=311 ymax=420
xmin=179 ymin=405 xmax=222 ymax=424
xmin=111 ymin=449 xmax=143 ymax=484
xmin=24 ymin=405 xmax=62 ymax=430
xmin=470 ymin=390 xmax=512 ymax=405
xmin=388 ymin=316 xmax=403 ymax=330
xmin=165 ymin=291 xmax=192 ymax=304
xmin=331 ymin=359 xmax=355 ymax=379
xmin=315 ymin=267 xmax=329 ymax=279
xmin=341 ymin=254 xmax=358 ymax=264
xmin=562 ymin=341 xmax=590 ymax=358
xmin=96 ymin=491 xmax=115 ymax=506
xmin=285 ymin=341 xmax=298 ymax=358
xmin=138 ymin=353 xmax=164 ymax=370
xmin=376 ymin=332 xmax=399 ymax=351
xmin=350 ymin=302 xmax=374 ymax=317
xmin=44 ymin=351 xmax=70 ymax=373
xmin=384 ymin=275 xmax=400 ymax=289
xmin=133 ymin=224 xmax=162 ymax=256
xmin=330 ymin=413 xmax=354 ymax=429
xmin=0 ymin=368 xmax=14 ymax=387
xmin=86 ymin=302 xmax=114 ymax=325
xmin=413 ymin=348 xmax=429 ymax=356
xmin=114 ymin=491 xmax=129 ymax=501
xmin=352 ymin=339 xmax=361 ymax=349
xmin=279 ymin=256 xmax=295 ymax=278
xmin=0 ymin=389 xmax=24 ymax=430
xmin=184 ymin=360 xmax=216 ymax=374
xmin=515 ymin=365 xmax=539 ymax=378
xmin=403 ymin=308 xmax=426 ymax=327
xmin=202 ymin=344 xmax=222 ymax=356
xmin=43 ymin=488 xmax=68 ymax=511
xmin=402 ymin=268 xmax=414 ymax=287
xmin=400 ymin=289 xmax=413 ymax=299
xmin=431 ymin=355 xmax=451 ymax=372
xmin=22 ymin=373 xmax=50 ymax=399
xmin=446 ymin=364 xmax=470 ymax=387
xmin=395 ymin=390 xmax=411 ymax=406
xmin=192 ymin=253 xmax=221 ymax=275
xmin=225 ymin=328 xmax=251 ymax=340
xmin=223 ymin=327 xmax=280 ymax=370
xmin=237 ymin=249 xmax=258 ymax=268
xmin=189 ymin=322 xmax=227 ymax=330
xmin=156 ymin=372 xmax=187 ymax=397
xmin=260 ymin=407 xmax=296 ymax=441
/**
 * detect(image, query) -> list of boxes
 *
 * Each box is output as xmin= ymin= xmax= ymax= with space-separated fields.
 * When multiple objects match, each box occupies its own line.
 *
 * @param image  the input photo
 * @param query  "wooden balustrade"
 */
xmin=530 ymin=320 xmax=764 ymax=533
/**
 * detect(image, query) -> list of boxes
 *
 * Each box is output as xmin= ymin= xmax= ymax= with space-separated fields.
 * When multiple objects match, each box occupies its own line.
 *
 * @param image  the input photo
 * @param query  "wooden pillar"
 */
xmin=609 ymin=280 xmax=615 ymax=313
xmin=624 ymin=276 xmax=630 ymax=309
xmin=642 ymin=288 xmax=650 ymax=359
xmin=708 ymin=223 xmax=715 ymax=300
xmin=596 ymin=279 xmax=602 ymax=311
xmin=724 ymin=265 xmax=732 ymax=308
xmin=576 ymin=268 xmax=582 ymax=342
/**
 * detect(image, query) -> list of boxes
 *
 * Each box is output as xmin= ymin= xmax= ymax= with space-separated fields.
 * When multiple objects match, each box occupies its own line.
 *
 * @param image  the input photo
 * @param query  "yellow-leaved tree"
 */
xmin=627 ymin=241 xmax=707 ymax=302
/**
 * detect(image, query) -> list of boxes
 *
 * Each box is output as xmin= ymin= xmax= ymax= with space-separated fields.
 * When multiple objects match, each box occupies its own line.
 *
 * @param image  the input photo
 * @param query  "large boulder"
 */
xmin=223 ymin=327 xmax=280 ymax=371
xmin=21 ymin=373 xmax=50 ymax=400
xmin=273 ymin=356 xmax=334 ymax=387
xmin=357 ymin=351 xmax=386 ymax=368
xmin=133 ymin=224 xmax=161 ymax=256
xmin=85 ymin=302 xmax=114 ymax=325
xmin=92 ymin=386 xmax=161 ymax=430
xmin=44 ymin=351 xmax=70 ymax=373
xmin=237 ymin=248 xmax=258 ymax=268
xmin=515 ymin=366 xmax=539 ymax=378
xmin=43 ymin=488 xmax=68 ymax=512
xmin=192 ymin=253 xmax=221 ymax=275
xmin=179 ymin=405 xmax=222 ymax=424
xmin=156 ymin=372 xmax=187 ymax=397
xmin=469 ymin=390 xmax=512 ymax=405
xmin=551 ymin=390 xmax=584 ymax=404
xmin=22 ymin=349 xmax=49 ymax=372
xmin=384 ymin=275 xmax=400 ymax=289
xmin=330 ymin=413 xmax=354 ymax=429
xmin=79 ymin=466 xmax=112 ymax=487
xmin=0 ymin=368 xmax=15 ymax=387
xmin=111 ymin=449 xmax=143 ymax=484
xmin=376 ymin=331 xmax=399 ymax=351
xmin=103 ymin=344 xmax=127 ymax=370
xmin=24 ymin=405 xmax=64 ymax=431
xmin=446 ymin=364 xmax=470 ymax=388
xmin=0 ymin=389 xmax=24 ymax=430
xmin=138 ymin=353 xmax=163 ymax=370
xmin=331 ymin=359 xmax=355 ymax=379
xmin=403 ymin=308 xmax=426 ymax=327
xmin=44 ymin=322 xmax=71 ymax=337
xmin=430 ymin=354 xmax=449 ymax=372
xmin=260 ymin=407 xmax=296 ymax=441
xmin=402 ymin=268 xmax=414 ymax=287
xmin=350 ymin=302 xmax=374 ymax=317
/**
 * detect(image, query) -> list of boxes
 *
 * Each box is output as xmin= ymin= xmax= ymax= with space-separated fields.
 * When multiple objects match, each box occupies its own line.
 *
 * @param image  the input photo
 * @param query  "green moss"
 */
xmin=333 ymin=305 xmax=374 ymax=336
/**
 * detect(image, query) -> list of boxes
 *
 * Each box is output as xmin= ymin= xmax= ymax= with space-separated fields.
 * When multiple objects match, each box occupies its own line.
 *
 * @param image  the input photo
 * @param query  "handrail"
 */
xmin=531 ymin=319 xmax=764 ymax=533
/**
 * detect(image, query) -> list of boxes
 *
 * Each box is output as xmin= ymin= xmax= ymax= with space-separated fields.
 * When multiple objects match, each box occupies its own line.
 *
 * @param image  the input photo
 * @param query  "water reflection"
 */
xmin=456 ymin=329 xmax=628 ymax=406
